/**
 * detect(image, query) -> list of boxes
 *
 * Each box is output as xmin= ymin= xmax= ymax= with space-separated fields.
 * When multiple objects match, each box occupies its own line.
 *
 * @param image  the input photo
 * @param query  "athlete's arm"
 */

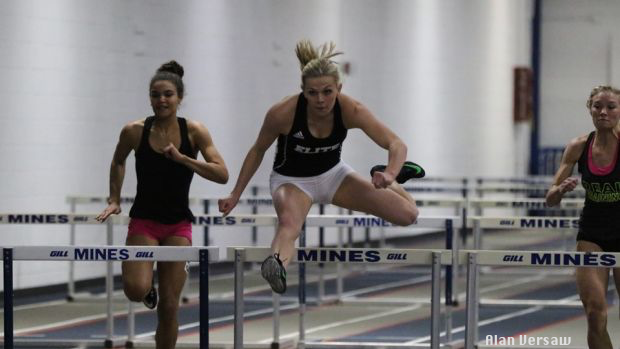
xmin=163 ymin=121 xmax=228 ymax=183
xmin=96 ymin=123 xmax=139 ymax=222
xmin=545 ymin=136 xmax=585 ymax=207
xmin=341 ymin=95 xmax=407 ymax=187
xmin=218 ymin=103 xmax=288 ymax=216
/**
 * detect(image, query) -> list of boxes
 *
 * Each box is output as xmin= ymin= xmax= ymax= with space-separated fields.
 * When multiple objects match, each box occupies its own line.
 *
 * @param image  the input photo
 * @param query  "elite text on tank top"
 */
xmin=272 ymin=93 xmax=347 ymax=177
xmin=577 ymin=131 xmax=620 ymax=239
xmin=129 ymin=116 xmax=196 ymax=224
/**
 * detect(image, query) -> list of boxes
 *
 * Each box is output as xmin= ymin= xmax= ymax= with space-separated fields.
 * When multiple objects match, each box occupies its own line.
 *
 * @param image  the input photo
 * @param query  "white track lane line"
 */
xmin=259 ymin=304 xmax=425 ymax=344
xmin=405 ymin=293 xmax=580 ymax=344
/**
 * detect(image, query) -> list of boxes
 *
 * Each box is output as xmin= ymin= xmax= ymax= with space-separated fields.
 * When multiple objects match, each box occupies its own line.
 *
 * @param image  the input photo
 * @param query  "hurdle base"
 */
xmin=271 ymin=342 xmax=280 ymax=349
xmin=126 ymin=340 xmax=135 ymax=348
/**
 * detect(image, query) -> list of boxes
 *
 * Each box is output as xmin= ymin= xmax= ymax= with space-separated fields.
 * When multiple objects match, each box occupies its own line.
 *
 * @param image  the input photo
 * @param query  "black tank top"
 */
xmin=129 ymin=116 xmax=196 ymax=224
xmin=272 ymin=93 xmax=347 ymax=176
xmin=577 ymin=131 xmax=620 ymax=239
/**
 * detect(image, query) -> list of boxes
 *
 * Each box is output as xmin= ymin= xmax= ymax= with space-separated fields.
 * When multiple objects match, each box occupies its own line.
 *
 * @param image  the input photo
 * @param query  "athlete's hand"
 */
xmin=218 ymin=194 xmax=239 ymax=217
xmin=372 ymin=171 xmax=395 ymax=189
xmin=162 ymin=143 xmax=185 ymax=162
xmin=558 ymin=177 xmax=578 ymax=194
xmin=96 ymin=202 xmax=121 ymax=222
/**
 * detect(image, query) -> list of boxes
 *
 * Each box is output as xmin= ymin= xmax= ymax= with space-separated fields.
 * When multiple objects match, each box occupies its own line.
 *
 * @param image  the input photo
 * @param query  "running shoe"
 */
xmin=143 ymin=284 xmax=158 ymax=309
xmin=261 ymin=253 xmax=287 ymax=294
xmin=370 ymin=161 xmax=426 ymax=183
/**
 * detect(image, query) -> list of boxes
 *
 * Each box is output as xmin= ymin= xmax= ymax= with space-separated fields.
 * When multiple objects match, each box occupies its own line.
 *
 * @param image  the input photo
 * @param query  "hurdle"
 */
xmin=472 ymin=185 xmax=585 ymax=199
xmin=195 ymin=214 xmax=461 ymax=307
xmin=473 ymin=175 xmax=554 ymax=186
xmin=65 ymin=195 xmax=278 ymax=300
xmin=65 ymin=194 xmax=465 ymax=305
xmin=1 ymin=245 xmax=218 ymax=349
xmin=468 ymin=198 xmax=583 ymax=228
xmin=227 ymin=246 xmax=453 ymax=349
xmin=0 ymin=213 xmax=463 ymax=338
xmin=469 ymin=198 xmax=583 ymax=212
xmin=464 ymin=216 xmax=598 ymax=312
xmin=469 ymin=216 xmax=579 ymax=251
xmin=306 ymin=216 xmax=461 ymax=305
xmin=463 ymin=250 xmax=615 ymax=349
xmin=201 ymin=214 xmax=460 ymax=348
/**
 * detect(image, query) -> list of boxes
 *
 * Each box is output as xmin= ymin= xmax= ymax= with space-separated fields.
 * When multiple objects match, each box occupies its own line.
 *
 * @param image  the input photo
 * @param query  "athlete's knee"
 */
xmin=276 ymin=215 xmax=304 ymax=237
xmin=393 ymin=204 xmax=418 ymax=226
xmin=123 ymin=279 xmax=151 ymax=302
xmin=157 ymin=295 xmax=180 ymax=322
xmin=584 ymin=300 xmax=608 ymax=329
xmin=409 ymin=205 xmax=419 ymax=223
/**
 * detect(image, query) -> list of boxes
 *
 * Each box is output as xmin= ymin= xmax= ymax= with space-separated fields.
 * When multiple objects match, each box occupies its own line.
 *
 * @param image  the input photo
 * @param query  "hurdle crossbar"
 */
xmin=468 ymin=216 xmax=579 ymax=252
xmin=66 ymin=195 xmax=465 ymax=208
xmin=470 ymin=216 xmax=579 ymax=229
xmin=226 ymin=247 xmax=453 ymax=265
xmin=469 ymin=198 xmax=583 ymax=209
xmin=463 ymin=250 xmax=620 ymax=349
xmin=474 ymin=186 xmax=584 ymax=196
xmin=2 ymin=246 xmax=217 ymax=349
xmin=5 ymin=245 xmax=219 ymax=261
xmin=229 ymin=247 xmax=451 ymax=349
xmin=0 ymin=213 xmax=462 ymax=229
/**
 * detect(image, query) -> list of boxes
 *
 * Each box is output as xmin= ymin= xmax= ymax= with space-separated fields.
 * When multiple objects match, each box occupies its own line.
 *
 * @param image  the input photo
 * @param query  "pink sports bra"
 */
xmin=588 ymin=138 xmax=620 ymax=176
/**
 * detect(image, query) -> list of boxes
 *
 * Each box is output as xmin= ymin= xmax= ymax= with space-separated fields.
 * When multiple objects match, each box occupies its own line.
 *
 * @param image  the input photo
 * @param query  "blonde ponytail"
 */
xmin=295 ymin=40 xmax=343 ymax=86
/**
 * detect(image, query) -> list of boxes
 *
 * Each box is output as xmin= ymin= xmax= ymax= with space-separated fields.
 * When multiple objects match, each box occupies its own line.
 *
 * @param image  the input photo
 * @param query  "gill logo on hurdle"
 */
xmin=498 ymin=218 xmax=580 ymax=228
xmin=333 ymin=217 xmax=398 ymax=227
xmin=192 ymin=216 xmax=257 ymax=225
xmin=498 ymin=252 xmax=617 ymax=267
xmin=48 ymin=247 xmax=158 ymax=260
xmin=297 ymin=249 xmax=408 ymax=263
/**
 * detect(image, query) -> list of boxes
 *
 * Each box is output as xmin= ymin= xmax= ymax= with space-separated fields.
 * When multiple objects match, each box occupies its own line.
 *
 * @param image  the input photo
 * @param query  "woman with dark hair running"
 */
xmin=97 ymin=61 xmax=228 ymax=348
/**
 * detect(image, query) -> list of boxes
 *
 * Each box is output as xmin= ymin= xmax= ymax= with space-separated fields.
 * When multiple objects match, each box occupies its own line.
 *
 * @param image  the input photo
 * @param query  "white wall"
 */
xmin=0 ymin=0 xmax=532 ymax=290
xmin=540 ymin=0 xmax=620 ymax=148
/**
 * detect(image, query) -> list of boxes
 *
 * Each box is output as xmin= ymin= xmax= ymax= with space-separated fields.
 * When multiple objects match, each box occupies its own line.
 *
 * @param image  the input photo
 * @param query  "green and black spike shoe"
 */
xmin=370 ymin=161 xmax=426 ymax=184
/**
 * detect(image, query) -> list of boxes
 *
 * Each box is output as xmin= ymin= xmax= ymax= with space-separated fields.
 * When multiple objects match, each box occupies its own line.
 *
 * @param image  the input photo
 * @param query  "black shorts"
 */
xmin=576 ymin=231 xmax=620 ymax=252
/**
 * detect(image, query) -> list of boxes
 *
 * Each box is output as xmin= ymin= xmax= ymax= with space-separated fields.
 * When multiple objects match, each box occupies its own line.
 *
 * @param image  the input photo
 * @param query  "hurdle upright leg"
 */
xmin=464 ymin=252 xmax=479 ymax=349
xmin=298 ymin=223 xmax=307 ymax=349
xmin=199 ymin=249 xmax=209 ymax=349
xmin=430 ymin=251 xmax=441 ymax=349
xmin=336 ymin=208 xmax=344 ymax=301
xmin=68 ymin=198 xmax=76 ymax=301
xmin=105 ymin=220 xmax=115 ymax=348
xmin=272 ymin=292 xmax=281 ymax=349
xmin=234 ymin=248 xmax=245 ymax=349
xmin=3 ymin=248 xmax=14 ymax=349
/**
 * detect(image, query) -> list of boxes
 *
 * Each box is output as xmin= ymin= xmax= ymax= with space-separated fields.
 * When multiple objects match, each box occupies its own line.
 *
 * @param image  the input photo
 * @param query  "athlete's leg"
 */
xmin=612 ymin=267 xmax=620 ymax=321
xmin=122 ymin=234 xmax=157 ymax=302
xmin=271 ymin=183 xmax=313 ymax=267
xmin=154 ymin=235 xmax=191 ymax=349
xmin=332 ymin=172 xmax=418 ymax=226
xmin=387 ymin=181 xmax=415 ymax=206
xmin=576 ymin=241 xmax=612 ymax=349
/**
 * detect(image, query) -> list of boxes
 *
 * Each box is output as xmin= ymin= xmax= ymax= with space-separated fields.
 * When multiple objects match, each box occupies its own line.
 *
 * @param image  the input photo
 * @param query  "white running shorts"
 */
xmin=269 ymin=161 xmax=355 ymax=204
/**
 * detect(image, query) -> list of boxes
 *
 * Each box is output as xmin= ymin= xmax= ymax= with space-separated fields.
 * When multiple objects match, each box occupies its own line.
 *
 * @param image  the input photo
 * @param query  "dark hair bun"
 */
xmin=157 ymin=60 xmax=184 ymax=78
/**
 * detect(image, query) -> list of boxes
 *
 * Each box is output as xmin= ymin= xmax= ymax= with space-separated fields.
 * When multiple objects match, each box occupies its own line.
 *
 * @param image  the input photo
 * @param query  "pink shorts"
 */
xmin=128 ymin=218 xmax=192 ymax=244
